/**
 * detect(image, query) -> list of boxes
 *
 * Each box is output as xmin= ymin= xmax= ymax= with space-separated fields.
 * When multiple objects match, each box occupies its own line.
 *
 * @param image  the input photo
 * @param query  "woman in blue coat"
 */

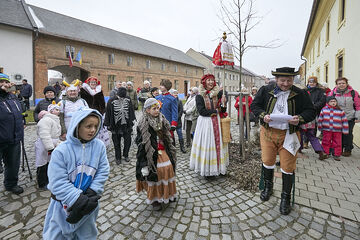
xmin=43 ymin=107 xmax=110 ymax=240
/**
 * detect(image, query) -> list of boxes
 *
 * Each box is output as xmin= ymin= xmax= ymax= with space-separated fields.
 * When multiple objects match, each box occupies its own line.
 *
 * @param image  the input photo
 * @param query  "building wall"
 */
xmin=303 ymin=0 xmax=360 ymax=146
xmin=0 ymin=24 xmax=33 ymax=100
xmin=34 ymin=35 xmax=204 ymax=99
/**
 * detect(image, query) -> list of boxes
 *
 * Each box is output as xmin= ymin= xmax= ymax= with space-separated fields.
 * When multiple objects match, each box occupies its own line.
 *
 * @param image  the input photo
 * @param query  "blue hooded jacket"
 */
xmin=43 ymin=108 xmax=109 ymax=239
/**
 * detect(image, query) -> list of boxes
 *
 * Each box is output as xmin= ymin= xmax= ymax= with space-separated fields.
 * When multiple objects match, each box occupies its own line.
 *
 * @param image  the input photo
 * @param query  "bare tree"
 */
xmin=218 ymin=0 xmax=280 ymax=159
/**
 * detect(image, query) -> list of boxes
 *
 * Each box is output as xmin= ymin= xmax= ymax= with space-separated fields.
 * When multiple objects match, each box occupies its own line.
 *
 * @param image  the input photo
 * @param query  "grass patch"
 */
xmin=24 ymin=110 xmax=35 ymax=123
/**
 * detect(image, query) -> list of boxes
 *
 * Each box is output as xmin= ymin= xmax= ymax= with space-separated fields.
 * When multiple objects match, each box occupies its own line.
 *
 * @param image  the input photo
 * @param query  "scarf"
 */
xmin=137 ymin=112 xmax=176 ymax=173
xmin=337 ymin=87 xmax=348 ymax=95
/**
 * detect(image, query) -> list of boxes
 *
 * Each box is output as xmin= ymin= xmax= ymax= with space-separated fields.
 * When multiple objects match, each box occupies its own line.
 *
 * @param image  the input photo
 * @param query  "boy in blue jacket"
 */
xmin=43 ymin=108 xmax=110 ymax=240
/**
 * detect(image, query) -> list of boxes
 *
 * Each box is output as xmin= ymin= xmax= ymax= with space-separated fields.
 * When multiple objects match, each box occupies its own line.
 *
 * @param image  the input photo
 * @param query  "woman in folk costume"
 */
xmin=189 ymin=74 xmax=229 ymax=177
xmin=59 ymin=79 xmax=88 ymax=140
xmin=135 ymin=98 xmax=177 ymax=211
xmin=80 ymin=77 xmax=110 ymax=146
xmin=35 ymin=101 xmax=61 ymax=190
xmin=43 ymin=108 xmax=109 ymax=240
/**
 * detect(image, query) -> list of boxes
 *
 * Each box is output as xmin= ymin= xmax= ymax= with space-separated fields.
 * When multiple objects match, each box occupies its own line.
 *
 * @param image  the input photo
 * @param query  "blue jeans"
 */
xmin=176 ymin=127 xmax=184 ymax=140
xmin=0 ymin=142 xmax=21 ymax=189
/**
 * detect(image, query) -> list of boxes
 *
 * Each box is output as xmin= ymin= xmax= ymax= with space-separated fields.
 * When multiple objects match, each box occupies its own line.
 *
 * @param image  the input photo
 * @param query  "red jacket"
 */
xmin=235 ymin=96 xmax=253 ymax=116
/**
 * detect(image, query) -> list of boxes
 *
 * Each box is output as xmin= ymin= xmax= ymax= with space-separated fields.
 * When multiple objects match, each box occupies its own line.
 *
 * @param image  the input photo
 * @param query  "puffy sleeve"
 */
xmin=89 ymin=144 xmax=110 ymax=195
xmin=38 ymin=117 xmax=55 ymax=150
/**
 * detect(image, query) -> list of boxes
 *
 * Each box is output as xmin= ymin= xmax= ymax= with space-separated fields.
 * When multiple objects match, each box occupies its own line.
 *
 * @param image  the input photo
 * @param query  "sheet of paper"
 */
xmin=270 ymin=114 xmax=293 ymax=123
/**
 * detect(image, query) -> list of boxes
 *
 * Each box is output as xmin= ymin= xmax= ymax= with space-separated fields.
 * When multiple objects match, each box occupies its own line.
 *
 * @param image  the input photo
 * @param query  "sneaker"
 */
xmin=342 ymin=151 xmax=351 ymax=157
xmin=318 ymin=152 xmax=328 ymax=160
xmin=333 ymin=156 xmax=341 ymax=161
xmin=6 ymin=185 xmax=24 ymax=195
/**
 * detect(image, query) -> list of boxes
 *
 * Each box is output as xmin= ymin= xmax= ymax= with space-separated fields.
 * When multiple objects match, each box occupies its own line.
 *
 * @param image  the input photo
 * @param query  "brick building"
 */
xmin=2 ymin=0 xmax=205 ymax=101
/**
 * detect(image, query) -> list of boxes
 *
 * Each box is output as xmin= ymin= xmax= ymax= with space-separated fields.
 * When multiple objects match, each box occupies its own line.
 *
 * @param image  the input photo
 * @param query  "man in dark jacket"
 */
xmin=138 ymin=80 xmax=151 ymax=109
xmin=251 ymin=67 xmax=316 ymax=215
xmin=33 ymin=86 xmax=60 ymax=122
xmin=20 ymin=79 xmax=32 ymax=110
xmin=170 ymin=89 xmax=186 ymax=153
xmin=0 ymin=73 xmax=25 ymax=194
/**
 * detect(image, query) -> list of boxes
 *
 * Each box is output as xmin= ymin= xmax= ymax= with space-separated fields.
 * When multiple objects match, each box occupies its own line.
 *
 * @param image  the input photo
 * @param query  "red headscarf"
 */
xmin=85 ymin=76 xmax=100 ymax=85
xmin=201 ymin=74 xmax=216 ymax=89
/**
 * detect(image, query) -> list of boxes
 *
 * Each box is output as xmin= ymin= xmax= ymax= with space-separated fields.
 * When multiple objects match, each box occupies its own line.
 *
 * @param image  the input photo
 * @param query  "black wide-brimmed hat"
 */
xmin=271 ymin=67 xmax=299 ymax=76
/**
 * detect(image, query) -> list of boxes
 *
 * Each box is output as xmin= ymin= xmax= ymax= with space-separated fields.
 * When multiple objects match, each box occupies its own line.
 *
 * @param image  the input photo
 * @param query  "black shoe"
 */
xmin=38 ymin=186 xmax=48 ymax=191
xmin=260 ymin=166 xmax=274 ymax=201
xmin=280 ymin=173 xmax=293 ymax=215
xmin=179 ymin=139 xmax=186 ymax=153
xmin=7 ymin=185 xmax=24 ymax=195
xmin=152 ymin=201 xmax=162 ymax=211
xmin=123 ymin=157 xmax=130 ymax=162
xmin=115 ymin=158 xmax=121 ymax=165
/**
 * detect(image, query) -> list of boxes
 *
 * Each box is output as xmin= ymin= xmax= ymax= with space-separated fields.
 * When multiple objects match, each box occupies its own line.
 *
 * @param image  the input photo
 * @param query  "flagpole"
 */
xmin=222 ymin=32 xmax=226 ymax=90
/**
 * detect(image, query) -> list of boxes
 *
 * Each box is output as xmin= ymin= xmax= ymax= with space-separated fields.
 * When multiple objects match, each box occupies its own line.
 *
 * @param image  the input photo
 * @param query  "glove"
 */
xmin=82 ymin=188 xmax=100 ymax=216
xmin=48 ymin=149 xmax=54 ymax=156
xmin=170 ymin=126 xmax=176 ymax=131
xmin=66 ymin=193 xmax=89 ymax=224
xmin=141 ymin=166 xmax=149 ymax=177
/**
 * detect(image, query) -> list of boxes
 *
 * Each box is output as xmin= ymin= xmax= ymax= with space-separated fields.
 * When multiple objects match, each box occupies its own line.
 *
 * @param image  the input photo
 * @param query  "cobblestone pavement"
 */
xmin=0 ymin=118 xmax=360 ymax=239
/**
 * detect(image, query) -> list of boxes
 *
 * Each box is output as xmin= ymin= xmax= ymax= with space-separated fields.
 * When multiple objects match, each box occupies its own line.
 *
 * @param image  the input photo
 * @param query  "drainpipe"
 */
xmin=301 ymin=56 xmax=307 ymax=86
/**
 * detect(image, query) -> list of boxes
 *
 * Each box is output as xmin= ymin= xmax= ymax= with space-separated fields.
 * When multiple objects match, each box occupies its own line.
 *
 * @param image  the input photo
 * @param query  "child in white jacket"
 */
xmin=35 ymin=101 xmax=61 ymax=190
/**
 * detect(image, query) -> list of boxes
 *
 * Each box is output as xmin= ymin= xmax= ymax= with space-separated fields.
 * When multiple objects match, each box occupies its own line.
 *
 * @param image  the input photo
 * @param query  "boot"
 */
xmin=260 ymin=166 xmax=274 ymax=201
xmin=280 ymin=172 xmax=293 ymax=215
xmin=179 ymin=139 xmax=186 ymax=153
xmin=318 ymin=151 xmax=328 ymax=160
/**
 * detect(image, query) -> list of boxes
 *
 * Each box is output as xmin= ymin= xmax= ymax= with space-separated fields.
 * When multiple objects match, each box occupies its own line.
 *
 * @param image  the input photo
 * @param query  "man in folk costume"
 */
xmin=155 ymin=79 xmax=178 ymax=140
xmin=251 ymin=67 xmax=316 ymax=215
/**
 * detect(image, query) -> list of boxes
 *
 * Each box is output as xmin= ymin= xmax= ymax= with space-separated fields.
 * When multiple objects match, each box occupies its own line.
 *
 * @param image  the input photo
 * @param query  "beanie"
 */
xmin=144 ymin=98 xmax=160 ymax=109
xmin=43 ymin=86 xmax=56 ymax=95
xmin=117 ymin=87 xmax=127 ymax=97
xmin=326 ymin=96 xmax=337 ymax=103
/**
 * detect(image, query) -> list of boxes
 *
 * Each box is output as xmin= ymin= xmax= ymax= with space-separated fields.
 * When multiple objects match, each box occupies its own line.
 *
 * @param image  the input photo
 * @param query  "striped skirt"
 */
xmin=136 ymin=150 xmax=176 ymax=204
xmin=189 ymin=115 xmax=229 ymax=176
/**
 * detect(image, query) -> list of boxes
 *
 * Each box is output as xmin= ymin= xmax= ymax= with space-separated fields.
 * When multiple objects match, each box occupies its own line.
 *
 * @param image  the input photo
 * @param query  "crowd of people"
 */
xmin=1 ymin=67 xmax=359 ymax=239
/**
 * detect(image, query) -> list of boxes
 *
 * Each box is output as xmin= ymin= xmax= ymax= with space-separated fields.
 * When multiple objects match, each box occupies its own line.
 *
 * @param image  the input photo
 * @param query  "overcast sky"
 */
xmin=26 ymin=0 xmax=313 ymax=77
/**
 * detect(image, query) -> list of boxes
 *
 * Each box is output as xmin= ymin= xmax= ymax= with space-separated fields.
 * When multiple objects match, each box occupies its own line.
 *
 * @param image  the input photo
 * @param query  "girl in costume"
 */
xmin=135 ymin=98 xmax=177 ymax=211
xmin=190 ymin=74 xmax=229 ymax=177
xmin=43 ymin=108 xmax=109 ymax=240
xmin=35 ymin=101 xmax=61 ymax=190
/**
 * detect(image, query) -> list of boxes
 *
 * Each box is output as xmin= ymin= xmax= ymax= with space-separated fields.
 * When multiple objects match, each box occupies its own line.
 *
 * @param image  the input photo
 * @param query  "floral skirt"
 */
xmin=136 ymin=150 xmax=176 ymax=204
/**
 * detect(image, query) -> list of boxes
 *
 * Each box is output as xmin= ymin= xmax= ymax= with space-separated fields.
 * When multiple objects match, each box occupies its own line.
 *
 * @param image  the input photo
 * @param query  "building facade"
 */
xmin=186 ymin=48 xmax=261 ymax=92
xmin=301 ymin=0 xmax=360 ymax=145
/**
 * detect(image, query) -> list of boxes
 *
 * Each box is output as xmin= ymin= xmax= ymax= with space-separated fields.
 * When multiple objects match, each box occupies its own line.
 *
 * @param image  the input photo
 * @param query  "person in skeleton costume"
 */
xmin=250 ymin=67 xmax=316 ymax=215
xmin=135 ymin=98 xmax=177 ymax=211
xmin=59 ymin=80 xmax=88 ymax=140
xmin=104 ymin=87 xmax=136 ymax=164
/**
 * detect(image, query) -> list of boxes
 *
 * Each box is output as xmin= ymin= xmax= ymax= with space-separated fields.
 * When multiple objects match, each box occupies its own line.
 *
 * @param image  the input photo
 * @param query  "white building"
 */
xmin=301 ymin=0 xmax=360 ymax=146
xmin=0 ymin=0 xmax=35 ymax=103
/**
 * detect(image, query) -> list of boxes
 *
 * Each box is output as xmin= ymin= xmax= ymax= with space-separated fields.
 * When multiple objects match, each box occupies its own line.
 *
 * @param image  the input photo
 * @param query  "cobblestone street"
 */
xmin=0 ymin=119 xmax=360 ymax=239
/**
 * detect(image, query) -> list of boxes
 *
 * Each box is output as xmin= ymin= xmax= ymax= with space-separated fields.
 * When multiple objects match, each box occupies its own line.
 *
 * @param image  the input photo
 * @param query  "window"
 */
xmin=127 ymin=56 xmax=133 ymax=66
xmin=312 ymin=48 xmax=315 ymax=63
xmin=174 ymin=65 xmax=178 ymax=72
xmin=326 ymin=18 xmax=330 ymax=45
xmin=196 ymin=69 xmax=198 ymax=76
xmin=339 ymin=0 xmax=345 ymax=23
xmin=185 ymin=69 xmax=188 ymax=75
xmin=146 ymin=60 xmax=151 ymax=69
xmin=324 ymin=62 xmax=329 ymax=83
xmin=317 ymin=37 xmax=320 ymax=57
xmin=126 ymin=76 xmax=134 ymax=82
xmin=65 ymin=46 xmax=75 ymax=59
xmin=161 ymin=63 xmax=165 ymax=71
xmin=316 ymin=67 xmax=320 ymax=79
xmin=108 ymin=53 xmax=115 ymax=64
xmin=107 ymin=75 xmax=116 ymax=91
xmin=174 ymin=80 xmax=179 ymax=90
xmin=338 ymin=55 xmax=343 ymax=78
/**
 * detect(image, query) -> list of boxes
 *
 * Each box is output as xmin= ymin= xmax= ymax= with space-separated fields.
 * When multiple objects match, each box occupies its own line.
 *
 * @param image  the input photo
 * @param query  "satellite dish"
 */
xmin=14 ymin=74 xmax=23 ymax=80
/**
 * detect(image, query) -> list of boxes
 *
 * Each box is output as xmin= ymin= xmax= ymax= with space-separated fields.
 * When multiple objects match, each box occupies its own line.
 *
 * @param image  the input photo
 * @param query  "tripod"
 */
xmin=21 ymin=139 xmax=32 ymax=180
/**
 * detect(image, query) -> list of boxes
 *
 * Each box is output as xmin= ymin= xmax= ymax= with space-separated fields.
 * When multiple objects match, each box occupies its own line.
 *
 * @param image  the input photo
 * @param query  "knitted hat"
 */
xmin=160 ymin=79 xmax=172 ymax=91
xmin=47 ymin=100 xmax=61 ymax=112
xmin=127 ymin=81 xmax=133 ymax=86
xmin=326 ymin=96 xmax=337 ymax=103
xmin=0 ymin=73 xmax=10 ymax=82
xmin=43 ymin=86 xmax=56 ymax=95
xmin=144 ymin=98 xmax=160 ymax=109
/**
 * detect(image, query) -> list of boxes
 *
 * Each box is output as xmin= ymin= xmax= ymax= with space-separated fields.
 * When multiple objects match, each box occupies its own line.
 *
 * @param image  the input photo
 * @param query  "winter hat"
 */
xmin=43 ymin=86 xmax=56 ymax=95
xmin=0 ymin=73 xmax=10 ymax=82
xmin=47 ymin=100 xmax=61 ymax=112
xmin=127 ymin=81 xmax=133 ymax=86
xmin=150 ymin=87 xmax=158 ymax=94
xmin=117 ymin=87 xmax=127 ymax=97
xmin=160 ymin=79 xmax=172 ymax=91
xmin=38 ymin=110 xmax=48 ymax=120
xmin=192 ymin=87 xmax=199 ymax=94
xmin=84 ymin=77 xmax=100 ymax=85
xmin=326 ymin=96 xmax=337 ymax=103
xmin=144 ymin=98 xmax=160 ymax=109
xmin=169 ymin=89 xmax=178 ymax=95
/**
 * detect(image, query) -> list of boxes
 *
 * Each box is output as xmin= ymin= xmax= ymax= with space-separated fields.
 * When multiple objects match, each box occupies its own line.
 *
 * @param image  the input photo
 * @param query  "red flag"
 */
xmin=212 ymin=41 xmax=235 ymax=66
xmin=68 ymin=49 xmax=73 ymax=68
xmin=212 ymin=42 xmax=223 ymax=66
